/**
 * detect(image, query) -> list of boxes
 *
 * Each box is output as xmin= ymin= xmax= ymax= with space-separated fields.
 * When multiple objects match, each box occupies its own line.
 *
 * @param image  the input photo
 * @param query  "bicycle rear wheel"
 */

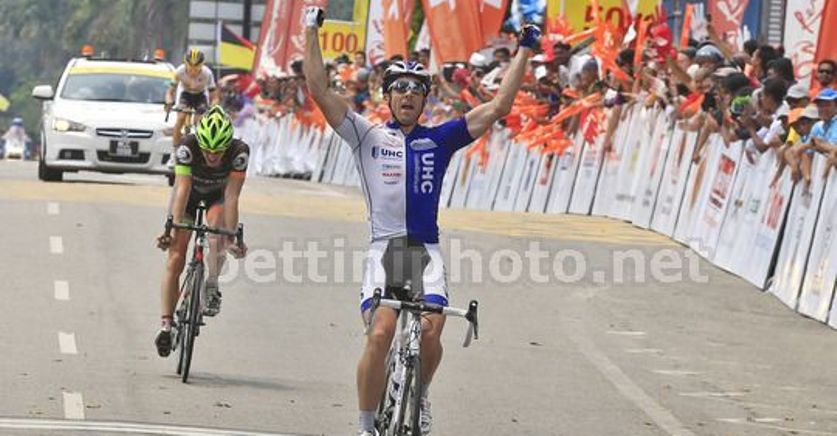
xmin=179 ymin=263 xmax=203 ymax=383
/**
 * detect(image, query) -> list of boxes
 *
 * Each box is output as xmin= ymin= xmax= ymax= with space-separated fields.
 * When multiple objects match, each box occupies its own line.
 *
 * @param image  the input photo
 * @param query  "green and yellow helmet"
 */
xmin=196 ymin=106 xmax=233 ymax=153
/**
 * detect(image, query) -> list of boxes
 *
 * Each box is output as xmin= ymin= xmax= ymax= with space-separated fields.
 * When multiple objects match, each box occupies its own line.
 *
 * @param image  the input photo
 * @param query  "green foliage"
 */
xmin=0 ymin=0 xmax=189 ymax=133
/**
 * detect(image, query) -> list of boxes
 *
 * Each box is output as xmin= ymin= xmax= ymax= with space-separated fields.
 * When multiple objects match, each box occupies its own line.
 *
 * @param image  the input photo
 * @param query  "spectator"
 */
xmin=766 ymin=58 xmax=795 ymax=84
xmin=786 ymin=83 xmax=810 ymax=109
xmin=816 ymin=59 xmax=836 ymax=90
xmin=353 ymin=50 xmax=367 ymax=69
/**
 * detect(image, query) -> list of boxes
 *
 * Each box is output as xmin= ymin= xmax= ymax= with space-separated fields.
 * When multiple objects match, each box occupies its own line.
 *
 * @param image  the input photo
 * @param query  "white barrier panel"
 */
xmin=611 ymin=106 xmax=651 ymax=220
xmin=689 ymin=139 xmax=744 ymax=259
xmin=311 ymin=129 xmax=335 ymax=182
xmin=568 ymin=135 xmax=605 ymax=215
xmin=674 ymin=134 xmax=723 ymax=245
xmin=592 ymin=105 xmax=636 ymax=217
xmin=546 ymin=133 xmax=584 ymax=214
xmin=449 ymin=152 xmax=475 ymax=208
xmin=513 ymin=148 xmax=544 ymax=212
xmin=650 ymin=128 xmax=697 ymax=237
xmin=741 ymin=169 xmax=794 ymax=288
xmin=479 ymin=130 xmax=513 ymax=210
xmin=631 ymin=111 xmax=673 ymax=229
xmin=528 ymin=152 xmax=558 ymax=213
xmin=331 ymin=141 xmax=353 ymax=185
xmin=494 ymin=139 xmax=529 ymax=212
xmin=440 ymin=149 xmax=463 ymax=208
xmin=795 ymin=156 xmax=834 ymax=321
xmin=462 ymin=136 xmax=498 ymax=210
xmin=819 ymin=172 xmax=837 ymax=327
xmin=770 ymin=155 xmax=829 ymax=310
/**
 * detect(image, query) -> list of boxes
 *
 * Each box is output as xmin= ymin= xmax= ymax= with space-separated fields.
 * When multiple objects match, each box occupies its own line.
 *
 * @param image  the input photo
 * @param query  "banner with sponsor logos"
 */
xmin=568 ymin=135 xmax=605 ymax=215
xmin=741 ymin=168 xmax=794 ymax=289
xmin=546 ymin=0 xmax=661 ymax=34
xmin=440 ymin=148 xmax=463 ymax=207
xmin=784 ymin=0 xmax=827 ymax=85
xmin=673 ymin=134 xmax=723 ymax=244
xmin=494 ymin=138 xmax=530 ymax=211
xmin=529 ymin=152 xmax=558 ymax=213
xmin=612 ymin=106 xmax=653 ymax=221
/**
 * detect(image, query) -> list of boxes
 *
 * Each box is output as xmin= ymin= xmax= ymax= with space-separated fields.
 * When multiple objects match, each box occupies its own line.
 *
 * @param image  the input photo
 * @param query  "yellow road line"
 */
xmin=0 ymin=180 xmax=673 ymax=246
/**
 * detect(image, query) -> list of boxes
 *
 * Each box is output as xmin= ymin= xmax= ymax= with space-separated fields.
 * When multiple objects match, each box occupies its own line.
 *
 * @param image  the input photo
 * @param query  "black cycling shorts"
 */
xmin=178 ymin=91 xmax=209 ymax=113
xmin=184 ymin=189 xmax=224 ymax=223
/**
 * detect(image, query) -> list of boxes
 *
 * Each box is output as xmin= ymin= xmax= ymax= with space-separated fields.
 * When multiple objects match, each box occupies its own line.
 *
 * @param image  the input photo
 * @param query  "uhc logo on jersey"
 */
xmin=409 ymin=138 xmax=438 ymax=151
xmin=371 ymin=146 xmax=403 ymax=160
xmin=414 ymin=152 xmax=435 ymax=194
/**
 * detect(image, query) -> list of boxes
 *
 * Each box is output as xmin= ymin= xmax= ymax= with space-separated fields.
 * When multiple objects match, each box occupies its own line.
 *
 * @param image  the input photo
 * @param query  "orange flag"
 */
xmin=680 ymin=4 xmax=693 ymax=49
xmin=480 ymin=0 xmax=509 ymax=46
xmin=422 ymin=0 xmax=484 ymax=63
xmin=813 ymin=0 xmax=837 ymax=91
xmin=382 ymin=0 xmax=415 ymax=59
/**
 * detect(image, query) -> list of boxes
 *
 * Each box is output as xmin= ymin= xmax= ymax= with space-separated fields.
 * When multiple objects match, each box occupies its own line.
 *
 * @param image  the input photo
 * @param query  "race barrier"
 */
xmin=242 ymin=106 xmax=837 ymax=328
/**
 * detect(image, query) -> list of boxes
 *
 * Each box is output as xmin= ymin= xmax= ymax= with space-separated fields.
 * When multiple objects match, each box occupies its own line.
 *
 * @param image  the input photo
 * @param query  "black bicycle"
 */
xmin=367 ymin=286 xmax=479 ymax=435
xmin=163 ymin=201 xmax=243 ymax=383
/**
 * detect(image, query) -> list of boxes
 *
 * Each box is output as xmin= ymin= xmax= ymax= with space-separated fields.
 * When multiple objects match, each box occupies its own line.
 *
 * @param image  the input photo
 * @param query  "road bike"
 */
xmin=162 ymin=201 xmax=243 ymax=383
xmin=367 ymin=286 xmax=479 ymax=435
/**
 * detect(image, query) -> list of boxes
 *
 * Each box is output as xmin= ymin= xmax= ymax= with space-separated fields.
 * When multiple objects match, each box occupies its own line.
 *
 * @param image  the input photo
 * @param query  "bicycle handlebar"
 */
xmin=368 ymin=289 xmax=480 ymax=348
xmin=164 ymin=106 xmax=198 ymax=123
xmin=164 ymin=215 xmax=244 ymax=246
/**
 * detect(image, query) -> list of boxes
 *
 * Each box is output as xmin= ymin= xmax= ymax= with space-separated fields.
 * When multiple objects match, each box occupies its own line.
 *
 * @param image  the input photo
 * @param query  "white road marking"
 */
xmin=653 ymin=369 xmax=702 ymax=376
xmin=679 ymin=392 xmax=747 ymax=398
xmin=54 ymin=280 xmax=70 ymax=301
xmin=58 ymin=332 xmax=78 ymax=355
xmin=716 ymin=418 xmax=834 ymax=435
xmin=50 ymin=236 xmax=63 ymax=254
xmin=47 ymin=202 xmax=60 ymax=215
xmin=564 ymin=320 xmax=696 ymax=436
xmin=625 ymin=348 xmax=663 ymax=354
xmin=0 ymin=418 xmax=300 ymax=435
xmin=62 ymin=392 xmax=85 ymax=420
xmin=607 ymin=330 xmax=647 ymax=336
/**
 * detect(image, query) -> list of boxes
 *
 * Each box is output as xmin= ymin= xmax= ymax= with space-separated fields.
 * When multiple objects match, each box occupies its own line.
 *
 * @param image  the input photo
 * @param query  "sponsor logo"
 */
xmin=410 ymin=138 xmax=438 ymax=151
xmin=372 ymin=146 xmax=403 ymax=160
xmin=382 ymin=171 xmax=402 ymax=178
xmin=418 ymin=152 xmax=435 ymax=194
xmin=175 ymin=145 xmax=192 ymax=164
xmin=232 ymin=152 xmax=249 ymax=171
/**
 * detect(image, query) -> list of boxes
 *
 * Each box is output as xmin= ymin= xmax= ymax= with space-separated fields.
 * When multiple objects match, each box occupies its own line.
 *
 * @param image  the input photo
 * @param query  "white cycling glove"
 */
xmin=304 ymin=6 xmax=324 ymax=28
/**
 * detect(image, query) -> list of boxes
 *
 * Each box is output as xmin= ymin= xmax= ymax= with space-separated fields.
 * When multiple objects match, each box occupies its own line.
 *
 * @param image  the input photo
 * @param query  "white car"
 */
xmin=32 ymin=57 xmax=177 ymax=182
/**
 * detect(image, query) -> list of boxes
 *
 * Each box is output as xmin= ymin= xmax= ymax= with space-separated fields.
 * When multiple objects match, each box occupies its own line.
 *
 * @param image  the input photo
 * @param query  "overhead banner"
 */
xmin=783 ymin=0 xmax=827 ymax=83
xmin=480 ymin=0 xmax=510 ymax=46
xmin=422 ymin=0 xmax=484 ymax=63
xmin=254 ymin=0 xmax=369 ymax=76
xmin=546 ymin=0 xmax=662 ymax=33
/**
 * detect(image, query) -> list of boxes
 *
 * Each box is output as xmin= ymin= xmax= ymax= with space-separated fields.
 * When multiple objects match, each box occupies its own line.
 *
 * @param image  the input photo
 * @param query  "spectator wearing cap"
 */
xmin=552 ymin=42 xmax=573 ymax=88
xmin=805 ymin=88 xmax=837 ymax=159
xmin=816 ymin=60 xmax=836 ymax=90
xmin=786 ymin=83 xmax=810 ymax=109
xmin=785 ymin=104 xmax=823 ymax=183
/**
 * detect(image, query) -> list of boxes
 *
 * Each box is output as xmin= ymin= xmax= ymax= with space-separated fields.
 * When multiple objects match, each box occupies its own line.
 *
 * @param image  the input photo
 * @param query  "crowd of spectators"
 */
xmin=221 ymin=18 xmax=836 ymax=183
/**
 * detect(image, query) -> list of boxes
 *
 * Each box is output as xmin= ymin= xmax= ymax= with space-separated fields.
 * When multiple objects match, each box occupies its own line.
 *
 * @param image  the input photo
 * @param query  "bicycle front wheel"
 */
xmin=179 ymin=263 xmax=203 ymax=383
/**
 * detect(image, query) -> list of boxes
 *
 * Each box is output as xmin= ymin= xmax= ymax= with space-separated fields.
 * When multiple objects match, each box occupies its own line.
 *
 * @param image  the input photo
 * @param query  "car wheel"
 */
xmin=37 ymin=133 xmax=63 ymax=182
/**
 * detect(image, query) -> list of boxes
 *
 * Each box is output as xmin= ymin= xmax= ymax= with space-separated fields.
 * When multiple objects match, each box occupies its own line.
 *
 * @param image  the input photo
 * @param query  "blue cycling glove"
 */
xmin=519 ymin=24 xmax=542 ymax=49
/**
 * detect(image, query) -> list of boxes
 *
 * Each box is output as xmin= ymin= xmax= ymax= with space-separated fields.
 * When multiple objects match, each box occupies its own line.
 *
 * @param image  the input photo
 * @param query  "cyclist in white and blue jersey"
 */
xmin=303 ymin=7 xmax=541 ymax=435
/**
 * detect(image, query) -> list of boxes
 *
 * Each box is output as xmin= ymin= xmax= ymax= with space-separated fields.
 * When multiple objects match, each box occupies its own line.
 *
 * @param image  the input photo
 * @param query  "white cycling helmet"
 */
xmin=382 ymin=61 xmax=431 ymax=95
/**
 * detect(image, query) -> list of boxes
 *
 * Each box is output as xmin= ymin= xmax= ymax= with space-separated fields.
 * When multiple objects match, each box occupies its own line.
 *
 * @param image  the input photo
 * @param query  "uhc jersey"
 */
xmin=334 ymin=110 xmax=475 ymax=243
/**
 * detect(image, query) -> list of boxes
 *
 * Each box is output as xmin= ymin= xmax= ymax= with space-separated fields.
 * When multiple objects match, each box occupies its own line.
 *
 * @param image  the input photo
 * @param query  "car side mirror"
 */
xmin=32 ymin=85 xmax=55 ymax=100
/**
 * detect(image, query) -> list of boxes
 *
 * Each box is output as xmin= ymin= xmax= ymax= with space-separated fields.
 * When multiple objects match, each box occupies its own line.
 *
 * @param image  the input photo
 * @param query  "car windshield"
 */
xmin=61 ymin=72 xmax=169 ymax=104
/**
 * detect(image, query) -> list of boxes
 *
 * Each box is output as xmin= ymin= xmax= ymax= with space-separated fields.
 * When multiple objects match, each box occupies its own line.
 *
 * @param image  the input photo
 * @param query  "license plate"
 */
xmin=109 ymin=140 xmax=138 ymax=157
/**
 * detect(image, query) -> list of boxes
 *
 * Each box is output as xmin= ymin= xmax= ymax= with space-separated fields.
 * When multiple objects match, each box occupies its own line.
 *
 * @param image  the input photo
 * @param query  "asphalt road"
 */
xmin=1 ymin=160 xmax=836 ymax=436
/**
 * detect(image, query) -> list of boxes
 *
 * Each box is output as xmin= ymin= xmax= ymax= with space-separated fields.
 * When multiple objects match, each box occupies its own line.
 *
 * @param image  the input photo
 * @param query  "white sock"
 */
xmin=359 ymin=410 xmax=375 ymax=432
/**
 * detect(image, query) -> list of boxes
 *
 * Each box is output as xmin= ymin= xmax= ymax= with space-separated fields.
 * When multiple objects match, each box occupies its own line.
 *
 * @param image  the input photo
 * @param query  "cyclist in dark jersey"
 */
xmin=154 ymin=105 xmax=249 ymax=357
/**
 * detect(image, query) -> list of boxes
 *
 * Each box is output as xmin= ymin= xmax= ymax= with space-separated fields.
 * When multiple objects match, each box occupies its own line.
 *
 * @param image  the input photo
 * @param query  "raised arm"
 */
xmin=464 ymin=25 xmax=541 ymax=139
xmin=303 ymin=7 xmax=348 ymax=129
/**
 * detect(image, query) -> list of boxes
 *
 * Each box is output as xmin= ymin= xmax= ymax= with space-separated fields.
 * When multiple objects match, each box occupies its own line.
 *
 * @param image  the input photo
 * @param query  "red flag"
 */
xmin=254 ymin=0 xmax=328 ymax=77
xmin=707 ymin=0 xmax=750 ymax=47
xmin=382 ymin=0 xmax=415 ymax=59
xmin=422 ymin=0 xmax=484 ymax=63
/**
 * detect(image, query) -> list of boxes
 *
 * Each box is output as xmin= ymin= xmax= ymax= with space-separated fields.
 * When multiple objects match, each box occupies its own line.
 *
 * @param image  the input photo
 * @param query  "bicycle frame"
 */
xmin=387 ymin=309 xmax=423 ymax=431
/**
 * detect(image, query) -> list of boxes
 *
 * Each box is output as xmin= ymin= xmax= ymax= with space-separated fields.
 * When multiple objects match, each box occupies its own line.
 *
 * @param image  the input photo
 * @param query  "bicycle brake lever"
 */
xmin=164 ymin=215 xmax=174 ymax=237
xmin=236 ymin=223 xmax=244 ymax=246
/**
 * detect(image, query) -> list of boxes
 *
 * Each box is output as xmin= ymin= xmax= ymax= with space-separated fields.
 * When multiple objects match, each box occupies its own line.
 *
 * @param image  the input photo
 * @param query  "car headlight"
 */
xmin=53 ymin=118 xmax=86 ymax=132
xmin=162 ymin=127 xmax=175 ymax=136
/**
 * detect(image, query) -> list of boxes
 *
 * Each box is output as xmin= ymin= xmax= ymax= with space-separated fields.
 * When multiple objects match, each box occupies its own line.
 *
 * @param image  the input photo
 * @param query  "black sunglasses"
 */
xmin=819 ymin=69 xmax=835 ymax=74
xmin=388 ymin=80 xmax=427 ymax=95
